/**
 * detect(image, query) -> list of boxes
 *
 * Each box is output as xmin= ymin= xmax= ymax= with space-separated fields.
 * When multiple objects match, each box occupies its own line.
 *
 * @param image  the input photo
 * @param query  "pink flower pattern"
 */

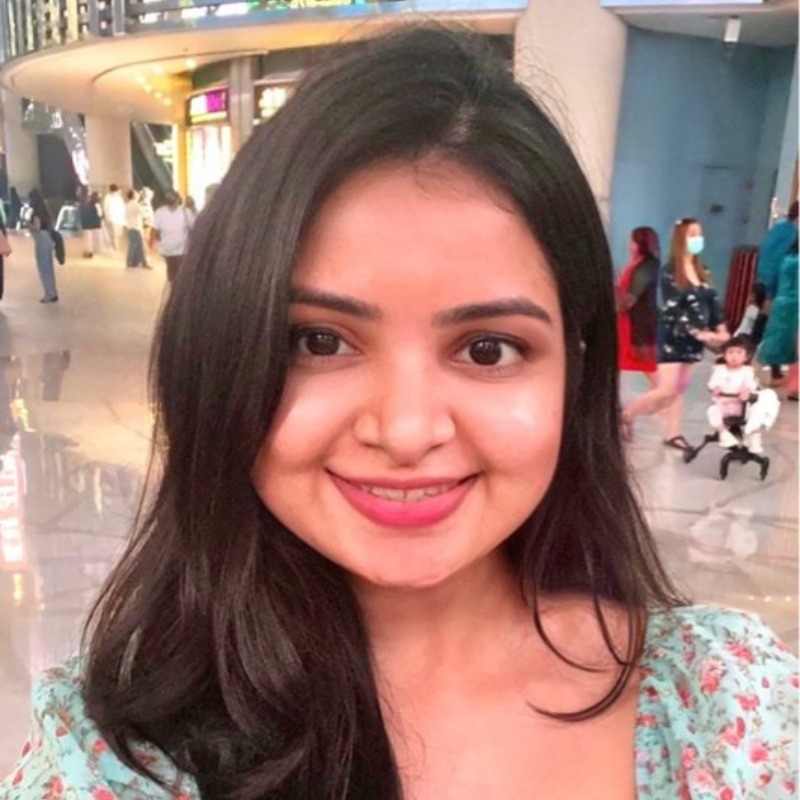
xmin=1 ymin=605 xmax=797 ymax=799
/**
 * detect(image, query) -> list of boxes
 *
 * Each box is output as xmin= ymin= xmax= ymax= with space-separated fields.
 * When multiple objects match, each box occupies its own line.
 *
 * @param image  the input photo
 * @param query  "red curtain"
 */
xmin=724 ymin=246 xmax=759 ymax=333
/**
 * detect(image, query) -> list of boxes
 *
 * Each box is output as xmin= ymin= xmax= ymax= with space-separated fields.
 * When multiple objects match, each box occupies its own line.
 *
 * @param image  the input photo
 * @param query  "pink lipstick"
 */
xmin=329 ymin=472 xmax=477 ymax=529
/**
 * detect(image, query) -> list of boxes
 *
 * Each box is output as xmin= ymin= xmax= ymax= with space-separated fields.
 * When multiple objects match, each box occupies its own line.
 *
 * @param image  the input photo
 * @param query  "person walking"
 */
xmin=151 ymin=190 xmax=191 ymax=281
xmin=124 ymin=189 xmax=150 ymax=269
xmin=758 ymin=241 xmax=798 ymax=401
xmin=102 ymin=184 xmax=126 ymax=252
xmin=617 ymin=226 xmax=660 ymax=379
xmin=8 ymin=187 xmax=22 ymax=230
xmin=77 ymin=186 xmax=103 ymax=258
xmin=31 ymin=213 xmax=58 ymax=303
xmin=623 ymin=218 xmax=729 ymax=448
xmin=756 ymin=201 xmax=798 ymax=383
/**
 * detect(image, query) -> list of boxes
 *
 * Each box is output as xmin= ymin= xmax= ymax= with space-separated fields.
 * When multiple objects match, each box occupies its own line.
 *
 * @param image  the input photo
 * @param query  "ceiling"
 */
xmin=0 ymin=6 xmax=522 ymax=124
xmin=0 ymin=0 xmax=796 ymax=124
xmin=612 ymin=0 xmax=798 ymax=46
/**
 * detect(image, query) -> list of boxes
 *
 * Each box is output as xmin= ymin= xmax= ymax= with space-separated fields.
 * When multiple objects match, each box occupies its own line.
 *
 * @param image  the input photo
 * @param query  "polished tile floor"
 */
xmin=0 ymin=233 xmax=797 ymax=773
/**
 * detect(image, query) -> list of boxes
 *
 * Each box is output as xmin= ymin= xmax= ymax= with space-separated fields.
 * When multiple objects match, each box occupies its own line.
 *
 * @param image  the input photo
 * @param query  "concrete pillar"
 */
xmin=85 ymin=115 xmax=132 ymax=192
xmin=228 ymin=56 xmax=255 ymax=154
xmin=774 ymin=51 xmax=798 ymax=215
xmin=514 ymin=0 xmax=628 ymax=226
xmin=1 ymin=88 xmax=40 ymax=195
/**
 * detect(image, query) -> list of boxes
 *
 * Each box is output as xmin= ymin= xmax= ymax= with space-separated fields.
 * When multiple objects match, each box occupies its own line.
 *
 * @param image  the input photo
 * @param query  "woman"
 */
xmin=758 ymin=242 xmax=798 ymax=401
xmin=3 ymin=29 xmax=795 ymax=799
xmin=617 ymin=226 xmax=659 ymax=377
xmin=623 ymin=219 xmax=729 ymax=449
xmin=30 ymin=213 xmax=58 ymax=303
xmin=78 ymin=185 xmax=103 ymax=258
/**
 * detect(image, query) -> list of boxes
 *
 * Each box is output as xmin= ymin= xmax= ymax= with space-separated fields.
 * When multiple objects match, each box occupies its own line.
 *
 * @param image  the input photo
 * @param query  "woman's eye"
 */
xmin=291 ymin=329 xmax=356 ymax=358
xmin=456 ymin=337 xmax=524 ymax=368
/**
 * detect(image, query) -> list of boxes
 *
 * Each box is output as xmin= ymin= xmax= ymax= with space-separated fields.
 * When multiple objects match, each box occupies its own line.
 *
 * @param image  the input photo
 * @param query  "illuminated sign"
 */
xmin=254 ymin=84 xmax=294 ymax=123
xmin=187 ymin=88 xmax=230 ymax=125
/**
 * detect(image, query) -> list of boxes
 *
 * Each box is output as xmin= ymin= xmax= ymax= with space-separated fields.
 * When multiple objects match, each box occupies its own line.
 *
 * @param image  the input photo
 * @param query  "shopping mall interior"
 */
xmin=0 ymin=0 xmax=798 ymax=790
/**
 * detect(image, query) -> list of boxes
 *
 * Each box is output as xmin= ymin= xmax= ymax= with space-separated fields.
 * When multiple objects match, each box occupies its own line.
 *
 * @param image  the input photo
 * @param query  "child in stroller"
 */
xmin=684 ymin=335 xmax=780 ymax=478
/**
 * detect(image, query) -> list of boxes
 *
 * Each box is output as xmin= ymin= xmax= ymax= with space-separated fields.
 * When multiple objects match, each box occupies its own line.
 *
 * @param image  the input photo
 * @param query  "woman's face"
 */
xmin=252 ymin=162 xmax=566 ymax=590
xmin=628 ymin=236 xmax=641 ymax=261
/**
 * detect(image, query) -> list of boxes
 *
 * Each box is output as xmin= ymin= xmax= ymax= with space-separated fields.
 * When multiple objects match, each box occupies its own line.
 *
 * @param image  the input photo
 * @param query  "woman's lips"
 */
xmin=329 ymin=472 xmax=477 ymax=529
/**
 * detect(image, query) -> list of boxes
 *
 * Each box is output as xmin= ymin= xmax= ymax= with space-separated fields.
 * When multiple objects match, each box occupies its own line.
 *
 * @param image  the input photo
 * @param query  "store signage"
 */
xmin=187 ymin=88 xmax=230 ymax=125
xmin=254 ymin=84 xmax=294 ymax=123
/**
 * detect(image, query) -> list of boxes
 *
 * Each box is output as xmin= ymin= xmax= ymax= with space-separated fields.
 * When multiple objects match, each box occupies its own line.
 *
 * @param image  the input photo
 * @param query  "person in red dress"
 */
xmin=617 ymin=226 xmax=660 ymax=380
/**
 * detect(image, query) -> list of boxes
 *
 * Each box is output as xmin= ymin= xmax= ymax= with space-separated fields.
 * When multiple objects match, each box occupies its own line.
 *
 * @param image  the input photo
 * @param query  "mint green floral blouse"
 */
xmin=2 ymin=605 xmax=797 ymax=799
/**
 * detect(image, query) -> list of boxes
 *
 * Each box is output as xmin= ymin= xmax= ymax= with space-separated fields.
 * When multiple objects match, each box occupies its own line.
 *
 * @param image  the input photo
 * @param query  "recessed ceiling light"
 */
xmin=152 ymin=65 xmax=164 ymax=74
xmin=185 ymin=58 xmax=197 ymax=69
xmin=154 ymin=91 xmax=163 ymax=99
xmin=143 ymin=84 xmax=153 ymax=93
xmin=163 ymin=98 xmax=173 ymax=106
xmin=135 ymin=75 xmax=145 ymax=84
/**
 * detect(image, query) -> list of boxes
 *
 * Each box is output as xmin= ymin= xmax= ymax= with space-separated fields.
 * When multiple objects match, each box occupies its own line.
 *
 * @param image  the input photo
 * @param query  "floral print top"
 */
xmin=2 ymin=605 xmax=797 ymax=799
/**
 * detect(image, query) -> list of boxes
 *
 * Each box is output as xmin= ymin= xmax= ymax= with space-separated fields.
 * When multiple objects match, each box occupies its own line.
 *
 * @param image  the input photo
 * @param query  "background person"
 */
xmin=30 ymin=213 xmax=58 ymax=303
xmin=124 ymin=189 xmax=149 ymax=269
xmin=617 ymin=226 xmax=660 ymax=379
xmin=102 ymin=184 xmax=126 ymax=252
xmin=757 ymin=201 xmax=798 ymax=383
xmin=623 ymin=218 xmax=729 ymax=449
xmin=77 ymin=186 xmax=102 ymax=258
xmin=734 ymin=282 xmax=768 ymax=345
xmin=151 ymin=190 xmax=191 ymax=281
xmin=758 ymin=241 xmax=799 ymax=401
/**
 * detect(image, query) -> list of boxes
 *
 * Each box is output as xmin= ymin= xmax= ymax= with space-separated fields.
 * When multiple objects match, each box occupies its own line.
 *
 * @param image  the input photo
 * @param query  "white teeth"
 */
xmin=357 ymin=483 xmax=458 ymax=502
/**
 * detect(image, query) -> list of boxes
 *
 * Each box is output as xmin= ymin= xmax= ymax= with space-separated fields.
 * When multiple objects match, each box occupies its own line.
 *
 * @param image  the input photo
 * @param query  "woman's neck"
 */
xmin=354 ymin=550 xmax=532 ymax=691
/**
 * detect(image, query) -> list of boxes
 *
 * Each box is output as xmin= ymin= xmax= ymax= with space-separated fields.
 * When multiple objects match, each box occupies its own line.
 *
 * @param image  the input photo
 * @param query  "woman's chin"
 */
xmin=350 ymin=559 xmax=461 ymax=593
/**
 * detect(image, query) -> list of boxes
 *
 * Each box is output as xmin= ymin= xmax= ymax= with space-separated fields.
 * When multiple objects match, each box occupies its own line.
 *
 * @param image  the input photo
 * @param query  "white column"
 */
xmin=85 ymin=115 xmax=132 ymax=191
xmin=514 ymin=0 xmax=628 ymax=225
xmin=775 ymin=51 xmax=798 ymax=214
xmin=1 ymin=88 xmax=40 ymax=195
xmin=228 ymin=56 xmax=255 ymax=154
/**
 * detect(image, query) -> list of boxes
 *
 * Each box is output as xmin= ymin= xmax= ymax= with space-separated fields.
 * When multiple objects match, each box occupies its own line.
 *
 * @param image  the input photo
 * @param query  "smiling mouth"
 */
xmin=354 ymin=482 xmax=462 ymax=503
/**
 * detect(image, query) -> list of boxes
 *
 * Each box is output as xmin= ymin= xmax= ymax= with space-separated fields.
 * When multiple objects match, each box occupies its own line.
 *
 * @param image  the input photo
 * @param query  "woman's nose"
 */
xmin=352 ymin=359 xmax=456 ymax=465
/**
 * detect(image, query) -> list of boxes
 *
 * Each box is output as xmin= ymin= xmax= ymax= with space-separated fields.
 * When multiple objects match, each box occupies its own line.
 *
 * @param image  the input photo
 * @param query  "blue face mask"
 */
xmin=687 ymin=235 xmax=705 ymax=256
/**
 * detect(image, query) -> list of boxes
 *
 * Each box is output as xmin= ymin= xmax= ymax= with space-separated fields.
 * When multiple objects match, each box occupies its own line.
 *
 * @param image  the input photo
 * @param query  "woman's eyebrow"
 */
xmin=290 ymin=288 xmax=552 ymax=327
xmin=434 ymin=297 xmax=553 ymax=327
xmin=291 ymin=287 xmax=382 ymax=320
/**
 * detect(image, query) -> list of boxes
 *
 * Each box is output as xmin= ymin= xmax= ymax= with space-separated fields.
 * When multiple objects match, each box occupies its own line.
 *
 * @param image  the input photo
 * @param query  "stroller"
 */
xmin=683 ymin=390 xmax=779 ymax=480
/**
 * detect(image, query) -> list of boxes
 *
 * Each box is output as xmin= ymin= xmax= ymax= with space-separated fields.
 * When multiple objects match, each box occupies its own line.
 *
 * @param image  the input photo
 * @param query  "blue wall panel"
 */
xmin=610 ymin=29 xmax=795 ymax=293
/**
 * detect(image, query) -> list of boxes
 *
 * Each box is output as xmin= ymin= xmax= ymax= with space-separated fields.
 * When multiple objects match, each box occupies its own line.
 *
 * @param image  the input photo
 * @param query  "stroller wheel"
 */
xmin=720 ymin=458 xmax=730 ymax=480
xmin=682 ymin=449 xmax=695 ymax=464
xmin=760 ymin=457 xmax=770 ymax=481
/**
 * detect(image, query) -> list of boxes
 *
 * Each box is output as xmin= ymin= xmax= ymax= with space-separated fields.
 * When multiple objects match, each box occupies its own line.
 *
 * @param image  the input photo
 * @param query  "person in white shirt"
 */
xmin=151 ymin=190 xmax=192 ymax=281
xmin=102 ymin=184 xmax=126 ymax=252
xmin=124 ymin=189 xmax=150 ymax=269
xmin=733 ymin=284 xmax=767 ymax=345
xmin=707 ymin=335 xmax=779 ymax=453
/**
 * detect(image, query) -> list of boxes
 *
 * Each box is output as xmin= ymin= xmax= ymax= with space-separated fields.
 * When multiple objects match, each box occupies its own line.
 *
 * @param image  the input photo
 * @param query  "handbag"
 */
xmin=0 ymin=229 xmax=11 ymax=258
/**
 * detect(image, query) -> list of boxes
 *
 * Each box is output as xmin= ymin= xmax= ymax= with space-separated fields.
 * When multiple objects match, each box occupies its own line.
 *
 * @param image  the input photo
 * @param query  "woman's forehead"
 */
xmin=294 ymin=162 xmax=559 ymax=307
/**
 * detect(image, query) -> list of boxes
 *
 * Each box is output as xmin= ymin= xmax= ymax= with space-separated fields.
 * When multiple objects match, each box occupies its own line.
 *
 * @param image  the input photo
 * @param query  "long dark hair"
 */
xmin=631 ymin=225 xmax=659 ymax=261
xmin=84 ymin=26 xmax=684 ymax=800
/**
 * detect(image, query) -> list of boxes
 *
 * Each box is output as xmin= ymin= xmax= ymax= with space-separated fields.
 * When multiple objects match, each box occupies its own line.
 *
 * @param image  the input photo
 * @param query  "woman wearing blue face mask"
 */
xmin=623 ymin=218 xmax=729 ymax=448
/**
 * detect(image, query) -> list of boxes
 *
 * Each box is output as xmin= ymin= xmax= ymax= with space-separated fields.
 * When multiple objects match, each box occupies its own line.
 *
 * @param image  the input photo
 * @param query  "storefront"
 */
xmin=186 ymin=87 xmax=233 ymax=208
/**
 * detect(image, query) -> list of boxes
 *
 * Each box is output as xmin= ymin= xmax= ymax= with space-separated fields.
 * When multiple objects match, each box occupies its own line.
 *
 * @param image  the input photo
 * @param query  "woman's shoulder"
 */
xmin=1 ymin=657 xmax=199 ymax=800
xmin=638 ymin=605 xmax=798 ymax=796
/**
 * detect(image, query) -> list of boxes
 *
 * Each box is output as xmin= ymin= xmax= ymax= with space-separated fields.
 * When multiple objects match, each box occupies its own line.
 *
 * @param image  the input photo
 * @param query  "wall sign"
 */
xmin=187 ymin=88 xmax=230 ymax=125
